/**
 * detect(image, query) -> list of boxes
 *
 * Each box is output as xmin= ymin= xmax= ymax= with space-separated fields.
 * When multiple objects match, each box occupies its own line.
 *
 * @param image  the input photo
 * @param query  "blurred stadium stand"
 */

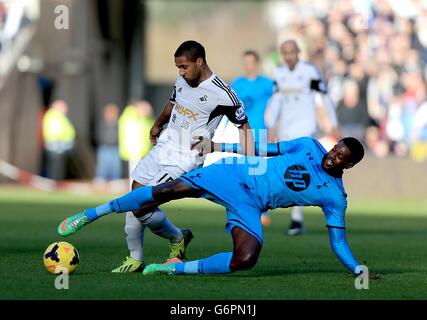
xmin=0 ymin=0 xmax=145 ymax=179
xmin=0 ymin=0 xmax=426 ymax=200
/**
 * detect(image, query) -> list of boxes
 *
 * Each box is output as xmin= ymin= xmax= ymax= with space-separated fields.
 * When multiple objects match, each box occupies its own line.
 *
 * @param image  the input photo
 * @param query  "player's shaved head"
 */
xmin=280 ymin=39 xmax=300 ymax=52
xmin=174 ymin=40 xmax=206 ymax=63
xmin=280 ymin=39 xmax=300 ymax=70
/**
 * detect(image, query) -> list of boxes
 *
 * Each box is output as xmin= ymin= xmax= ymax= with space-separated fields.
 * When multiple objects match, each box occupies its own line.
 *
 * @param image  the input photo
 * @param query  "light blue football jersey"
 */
xmin=229 ymin=137 xmax=348 ymax=228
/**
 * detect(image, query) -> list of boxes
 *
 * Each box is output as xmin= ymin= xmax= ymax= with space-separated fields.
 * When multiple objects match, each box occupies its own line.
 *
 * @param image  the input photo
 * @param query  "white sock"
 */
xmin=291 ymin=206 xmax=304 ymax=223
xmin=125 ymin=211 xmax=145 ymax=262
xmin=138 ymin=208 xmax=183 ymax=243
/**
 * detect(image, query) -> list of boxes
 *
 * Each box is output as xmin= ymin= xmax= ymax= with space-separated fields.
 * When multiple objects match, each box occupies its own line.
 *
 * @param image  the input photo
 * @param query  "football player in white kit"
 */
xmin=265 ymin=39 xmax=340 ymax=236
xmin=112 ymin=40 xmax=254 ymax=272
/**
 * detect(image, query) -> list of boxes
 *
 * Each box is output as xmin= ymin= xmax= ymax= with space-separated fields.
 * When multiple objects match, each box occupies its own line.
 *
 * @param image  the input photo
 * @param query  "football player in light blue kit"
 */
xmin=231 ymin=50 xmax=274 ymax=137
xmin=58 ymin=136 xmax=369 ymax=277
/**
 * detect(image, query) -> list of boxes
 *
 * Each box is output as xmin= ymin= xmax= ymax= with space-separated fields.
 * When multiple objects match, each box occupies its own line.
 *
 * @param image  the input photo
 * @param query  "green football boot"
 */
xmin=143 ymin=263 xmax=177 ymax=276
xmin=58 ymin=211 xmax=91 ymax=237
xmin=167 ymin=229 xmax=194 ymax=261
xmin=112 ymin=256 xmax=145 ymax=273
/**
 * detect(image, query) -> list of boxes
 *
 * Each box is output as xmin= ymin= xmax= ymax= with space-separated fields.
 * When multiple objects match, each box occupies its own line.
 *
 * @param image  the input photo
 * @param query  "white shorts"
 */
xmin=130 ymin=145 xmax=188 ymax=186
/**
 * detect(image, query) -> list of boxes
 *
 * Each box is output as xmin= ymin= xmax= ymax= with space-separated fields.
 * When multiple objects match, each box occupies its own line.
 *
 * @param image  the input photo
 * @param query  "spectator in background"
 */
xmin=118 ymin=100 xmax=154 ymax=178
xmin=336 ymin=78 xmax=370 ymax=143
xmin=93 ymin=103 xmax=121 ymax=190
xmin=42 ymin=100 xmax=76 ymax=180
xmin=231 ymin=50 xmax=274 ymax=143
xmin=409 ymin=100 xmax=427 ymax=162
xmin=279 ymin=0 xmax=427 ymax=160
xmin=0 ymin=1 xmax=6 ymax=52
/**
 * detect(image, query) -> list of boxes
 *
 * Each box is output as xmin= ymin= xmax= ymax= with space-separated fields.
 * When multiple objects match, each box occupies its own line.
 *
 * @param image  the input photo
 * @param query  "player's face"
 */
xmin=322 ymin=141 xmax=353 ymax=171
xmin=175 ymin=55 xmax=202 ymax=87
xmin=281 ymin=43 xmax=299 ymax=68
xmin=243 ymin=54 xmax=258 ymax=75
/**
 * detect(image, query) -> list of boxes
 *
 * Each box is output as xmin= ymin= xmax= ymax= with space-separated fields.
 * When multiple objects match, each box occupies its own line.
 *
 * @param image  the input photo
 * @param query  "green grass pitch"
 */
xmin=0 ymin=186 xmax=426 ymax=300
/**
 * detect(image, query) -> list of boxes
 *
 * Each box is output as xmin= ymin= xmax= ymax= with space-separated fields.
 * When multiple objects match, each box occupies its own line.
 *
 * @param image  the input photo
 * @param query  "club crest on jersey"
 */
xmin=235 ymin=106 xmax=246 ymax=121
xmin=175 ymin=104 xmax=198 ymax=120
xmin=178 ymin=87 xmax=182 ymax=93
xmin=198 ymin=95 xmax=208 ymax=104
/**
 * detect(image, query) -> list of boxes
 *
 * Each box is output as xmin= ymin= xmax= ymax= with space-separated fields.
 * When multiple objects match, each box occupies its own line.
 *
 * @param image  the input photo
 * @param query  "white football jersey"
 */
xmin=266 ymin=61 xmax=337 ymax=140
xmin=156 ymin=74 xmax=247 ymax=171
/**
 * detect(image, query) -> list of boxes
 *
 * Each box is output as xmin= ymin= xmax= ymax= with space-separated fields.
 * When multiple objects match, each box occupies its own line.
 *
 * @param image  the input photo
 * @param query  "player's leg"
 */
xmin=229 ymin=226 xmax=262 ymax=271
xmin=288 ymin=206 xmax=304 ymax=236
xmin=113 ymin=149 xmax=157 ymax=273
xmin=112 ymin=176 xmax=192 ymax=273
xmin=57 ymin=179 xmax=201 ymax=236
xmin=142 ymin=226 xmax=262 ymax=275
xmin=112 ymin=211 xmax=146 ymax=273
xmin=132 ymin=173 xmax=194 ymax=262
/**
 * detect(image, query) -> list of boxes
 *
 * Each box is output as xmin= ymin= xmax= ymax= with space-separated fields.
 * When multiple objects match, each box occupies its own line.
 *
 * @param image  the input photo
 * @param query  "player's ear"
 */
xmin=196 ymin=57 xmax=203 ymax=67
xmin=344 ymin=162 xmax=354 ymax=169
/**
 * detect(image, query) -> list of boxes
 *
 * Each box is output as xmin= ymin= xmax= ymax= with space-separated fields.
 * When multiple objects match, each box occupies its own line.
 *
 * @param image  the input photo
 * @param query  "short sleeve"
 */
xmin=218 ymin=89 xmax=248 ymax=126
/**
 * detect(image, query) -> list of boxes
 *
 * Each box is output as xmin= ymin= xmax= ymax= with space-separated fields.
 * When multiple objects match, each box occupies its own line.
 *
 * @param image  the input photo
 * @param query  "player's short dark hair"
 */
xmin=243 ymin=50 xmax=260 ymax=62
xmin=341 ymin=137 xmax=364 ymax=165
xmin=174 ymin=40 xmax=206 ymax=62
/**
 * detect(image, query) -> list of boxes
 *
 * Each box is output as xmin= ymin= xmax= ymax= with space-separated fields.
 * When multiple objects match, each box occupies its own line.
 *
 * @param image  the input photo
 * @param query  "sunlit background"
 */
xmin=0 ymin=0 xmax=426 ymax=205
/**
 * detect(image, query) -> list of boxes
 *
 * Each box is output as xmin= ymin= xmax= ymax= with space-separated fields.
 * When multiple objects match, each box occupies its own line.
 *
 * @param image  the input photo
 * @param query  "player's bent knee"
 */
xmin=132 ymin=210 xmax=157 ymax=225
xmin=230 ymin=252 xmax=259 ymax=271
xmin=153 ymin=179 xmax=201 ymax=202
xmin=131 ymin=208 xmax=155 ymax=218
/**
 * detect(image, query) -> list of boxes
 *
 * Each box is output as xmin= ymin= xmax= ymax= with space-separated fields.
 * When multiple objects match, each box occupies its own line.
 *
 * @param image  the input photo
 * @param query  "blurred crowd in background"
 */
xmin=265 ymin=0 xmax=427 ymax=161
xmin=3 ymin=0 xmax=427 ymax=185
xmin=41 ymin=98 xmax=154 ymax=188
xmin=36 ymin=0 xmax=427 ymax=183
xmin=0 ymin=0 xmax=29 ymax=53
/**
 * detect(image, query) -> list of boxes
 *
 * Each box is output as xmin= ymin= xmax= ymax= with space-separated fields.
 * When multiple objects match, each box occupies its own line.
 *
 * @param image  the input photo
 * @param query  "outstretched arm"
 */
xmin=327 ymin=226 xmax=363 ymax=276
xmin=192 ymin=136 xmax=312 ymax=157
xmin=191 ymin=136 xmax=285 ymax=157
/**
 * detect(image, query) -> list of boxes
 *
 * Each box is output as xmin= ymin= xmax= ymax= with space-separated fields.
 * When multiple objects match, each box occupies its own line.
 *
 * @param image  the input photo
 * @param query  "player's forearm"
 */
xmin=154 ymin=101 xmax=174 ymax=128
xmin=267 ymin=128 xmax=277 ymax=143
xmin=217 ymin=142 xmax=283 ymax=157
xmin=238 ymin=121 xmax=255 ymax=156
xmin=327 ymin=227 xmax=362 ymax=275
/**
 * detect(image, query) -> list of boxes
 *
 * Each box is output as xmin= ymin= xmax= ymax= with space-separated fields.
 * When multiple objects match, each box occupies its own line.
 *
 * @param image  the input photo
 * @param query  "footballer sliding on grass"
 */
xmin=58 ymin=136 xmax=380 ymax=279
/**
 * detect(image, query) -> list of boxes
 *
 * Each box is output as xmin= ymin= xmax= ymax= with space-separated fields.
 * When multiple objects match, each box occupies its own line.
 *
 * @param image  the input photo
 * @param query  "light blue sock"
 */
xmin=84 ymin=186 xmax=154 ymax=222
xmin=175 ymin=252 xmax=232 ymax=275
xmin=85 ymin=203 xmax=113 ymax=222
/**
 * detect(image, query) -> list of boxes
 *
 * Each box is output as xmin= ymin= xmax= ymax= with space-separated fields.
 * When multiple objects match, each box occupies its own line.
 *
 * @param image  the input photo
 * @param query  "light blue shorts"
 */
xmin=180 ymin=161 xmax=263 ymax=244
